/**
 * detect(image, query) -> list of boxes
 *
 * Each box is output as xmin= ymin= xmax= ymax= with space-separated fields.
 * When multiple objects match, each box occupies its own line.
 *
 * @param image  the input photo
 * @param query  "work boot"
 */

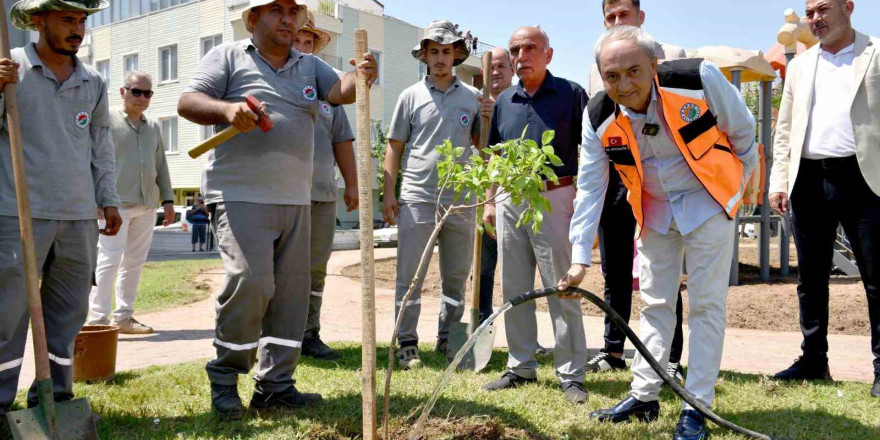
xmin=872 ymin=373 xmax=880 ymax=398
xmin=665 ymin=361 xmax=686 ymax=386
xmin=211 ymin=383 xmax=244 ymax=420
xmin=561 ymin=381 xmax=588 ymax=404
xmin=483 ymin=371 xmax=537 ymax=391
xmin=585 ymin=351 xmax=627 ymax=373
xmin=435 ymin=338 xmax=448 ymax=355
xmin=249 ymin=385 xmax=323 ymax=410
xmin=85 ymin=317 xmax=110 ymax=326
xmin=773 ymin=355 xmax=832 ymax=381
xmin=302 ymin=332 xmax=340 ymax=360
xmin=396 ymin=345 xmax=422 ymax=370
xmin=590 ymin=396 xmax=660 ymax=423
xmin=114 ymin=317 xmax=153 ymax=335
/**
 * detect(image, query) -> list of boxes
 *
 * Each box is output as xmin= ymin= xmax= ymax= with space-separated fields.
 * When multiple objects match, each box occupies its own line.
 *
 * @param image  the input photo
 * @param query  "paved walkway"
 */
xmin=17 ymin=248 xmax=876 ymax=390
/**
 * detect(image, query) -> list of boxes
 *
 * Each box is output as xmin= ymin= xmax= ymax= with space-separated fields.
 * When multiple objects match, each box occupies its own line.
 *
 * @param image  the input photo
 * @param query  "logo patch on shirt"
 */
xmin=608 ymin=136 xmax=623 ymax=146
xmin=302 ymin=86 xmax=318 ymax=101
xmin=459 ymin=113 xmax=471 ymax=126
xmin=321 ymin=103 xmax=332 ymax=115
xmin=680 ymin=103 xmax=701 ymax=122
xmin=74 ymin=111 xmax=90 ymax=129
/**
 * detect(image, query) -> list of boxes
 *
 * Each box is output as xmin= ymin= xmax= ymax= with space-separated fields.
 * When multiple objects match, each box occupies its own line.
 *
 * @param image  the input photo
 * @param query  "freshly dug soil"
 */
xmin=341 ymin=238 xmax=869 ymax=336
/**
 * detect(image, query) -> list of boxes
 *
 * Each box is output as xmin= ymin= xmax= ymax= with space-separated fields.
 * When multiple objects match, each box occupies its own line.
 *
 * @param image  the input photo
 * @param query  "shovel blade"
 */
xmin=6 ymin=398 xmax=99 ymax=440
xmin=446 ymin=321 xmax=496 ymax=372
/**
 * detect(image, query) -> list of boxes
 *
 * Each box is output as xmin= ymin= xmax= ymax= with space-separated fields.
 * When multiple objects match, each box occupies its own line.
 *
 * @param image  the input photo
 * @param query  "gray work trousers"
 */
xmin=206 ymin=202 xmax=311 ymax=393
xmin=395 ymin=202 xmax=474 ymax=345
xmin=0 ymin=216 xmax=97 ymax=410
xmin=498 ymin=186 xmax=587 ymax=384
xmin=306 ymin=200 xmax=336 ymax=336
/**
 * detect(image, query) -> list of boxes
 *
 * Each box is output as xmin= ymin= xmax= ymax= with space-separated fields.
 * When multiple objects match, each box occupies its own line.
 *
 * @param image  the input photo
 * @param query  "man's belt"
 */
xmin=543 ymin=175 xmax=574 ymax=192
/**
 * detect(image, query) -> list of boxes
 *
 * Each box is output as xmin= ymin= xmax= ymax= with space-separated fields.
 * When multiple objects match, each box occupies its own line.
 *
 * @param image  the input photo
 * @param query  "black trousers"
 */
xmin=600 ymin=168 xmax=685 ymax=362
xmin=479 ymin=231 xmax=497 ymax=323
xmin=790 ymin=156 xmax=880 ymax=373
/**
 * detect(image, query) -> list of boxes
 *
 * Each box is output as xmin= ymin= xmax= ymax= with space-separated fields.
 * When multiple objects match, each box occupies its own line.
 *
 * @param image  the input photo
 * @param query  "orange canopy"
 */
xmin=764 ymin=42 xmax=807 ymax=79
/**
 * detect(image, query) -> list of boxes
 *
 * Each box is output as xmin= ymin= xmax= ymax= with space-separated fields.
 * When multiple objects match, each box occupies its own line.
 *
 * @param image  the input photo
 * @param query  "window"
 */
xmin=95 ymin=60 xmax=110 ymax=81
xmin=418 ymin=62 xmax=427 ymax=80
xmin=159 ymin=45 xmax=178 ymax=82
xmin=200 ymin=35 xmax=222 ymax=59
xmin=369 ymin=50 xmax=382 ymax=86
xmin=160 ymin=117 xmax=178 ymax=153
xmin=200 ymin=125 xmax=214 ymax=142
xmin=123 ymin=54 xmax=138 ymax=75
xmin=369 ymin=119 xmax=382 ymax=144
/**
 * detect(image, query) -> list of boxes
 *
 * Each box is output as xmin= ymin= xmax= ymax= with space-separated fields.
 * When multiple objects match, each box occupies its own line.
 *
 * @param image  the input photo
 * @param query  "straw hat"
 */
xmin=412 ymin=20 xmax=470 ymax=66
xmin=241 ymin=0 xmax=308 ymax=33
xmin=11 ymin=0 xmax=108 ymax=31
xmin=298 ymin=11 xmax=332 ymax=53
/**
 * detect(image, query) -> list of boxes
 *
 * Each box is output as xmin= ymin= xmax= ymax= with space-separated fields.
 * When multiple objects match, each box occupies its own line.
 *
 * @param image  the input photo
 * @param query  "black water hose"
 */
xmin=509 ymin=287 xmax=793 ymax=440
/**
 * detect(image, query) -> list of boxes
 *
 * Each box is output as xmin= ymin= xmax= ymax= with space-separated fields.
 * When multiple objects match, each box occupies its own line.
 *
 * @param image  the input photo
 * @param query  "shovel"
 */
xmin=0 ymin=4 xmax=99 ymax=439
xmin=446 ymin=51 xmax=496 ymax=372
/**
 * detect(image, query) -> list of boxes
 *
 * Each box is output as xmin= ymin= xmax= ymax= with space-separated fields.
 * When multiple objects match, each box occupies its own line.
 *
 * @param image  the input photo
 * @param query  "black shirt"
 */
xmin=488 ymin=70 xmax=588 ymax=179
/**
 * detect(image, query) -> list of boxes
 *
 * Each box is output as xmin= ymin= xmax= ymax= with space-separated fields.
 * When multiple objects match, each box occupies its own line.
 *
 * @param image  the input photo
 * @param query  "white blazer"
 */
xmin=770 ymin=30 xmax=880 ymax=197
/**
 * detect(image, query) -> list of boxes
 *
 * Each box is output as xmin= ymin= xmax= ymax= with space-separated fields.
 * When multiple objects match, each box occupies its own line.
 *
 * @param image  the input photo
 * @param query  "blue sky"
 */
xmin=382 ymin=0 xmax=880 ymax=86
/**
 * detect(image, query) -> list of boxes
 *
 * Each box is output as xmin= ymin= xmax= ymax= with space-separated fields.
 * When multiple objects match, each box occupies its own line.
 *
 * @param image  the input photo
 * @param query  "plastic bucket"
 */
xmin=73 ymin=325 xmax=119 ymax=382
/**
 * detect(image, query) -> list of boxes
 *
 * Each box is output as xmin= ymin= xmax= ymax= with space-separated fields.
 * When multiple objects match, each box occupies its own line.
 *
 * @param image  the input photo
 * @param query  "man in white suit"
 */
xmin=769 ymin=0 xmax=880 ymax=398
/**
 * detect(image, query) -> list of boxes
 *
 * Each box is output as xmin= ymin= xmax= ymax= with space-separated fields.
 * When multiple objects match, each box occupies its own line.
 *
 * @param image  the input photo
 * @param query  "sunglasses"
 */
xmin=125 ymin=87 xmax=154 ymax=98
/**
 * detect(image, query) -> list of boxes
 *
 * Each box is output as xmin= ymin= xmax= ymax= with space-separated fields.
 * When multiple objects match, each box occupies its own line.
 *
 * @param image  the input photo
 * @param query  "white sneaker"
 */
xmin=113 ymin=317 xmax=153 ymax=335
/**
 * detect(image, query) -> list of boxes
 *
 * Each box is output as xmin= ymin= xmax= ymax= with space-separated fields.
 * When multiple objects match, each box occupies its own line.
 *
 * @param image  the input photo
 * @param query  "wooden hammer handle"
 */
xmin=188 ymin=125 xmax=239 ymax=159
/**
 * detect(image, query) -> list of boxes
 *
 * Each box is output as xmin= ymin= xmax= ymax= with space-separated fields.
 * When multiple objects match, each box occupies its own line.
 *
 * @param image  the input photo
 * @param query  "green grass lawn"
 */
xmin=8 ymin=344 xmax=880 ymax=440
xmin=132 ymin=259 xmax=222 ymax=314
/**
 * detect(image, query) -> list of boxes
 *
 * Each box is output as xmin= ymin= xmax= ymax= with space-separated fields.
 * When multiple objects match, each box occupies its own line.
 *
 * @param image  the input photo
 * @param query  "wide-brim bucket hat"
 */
xmin=11 ymin=0 xmax=108 ymax=31
xmin=412 ymin=19 xmax=470 ymax=66
xmin=299 ymin=10 xmax=332 ymax=53
xmin=241 ymin=0 xmax=308 ymax=33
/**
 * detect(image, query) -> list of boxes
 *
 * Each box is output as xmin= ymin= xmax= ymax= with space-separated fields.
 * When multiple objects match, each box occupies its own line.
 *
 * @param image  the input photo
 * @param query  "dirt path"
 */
xmin=17 ymin=247 xmax=875 ymax=391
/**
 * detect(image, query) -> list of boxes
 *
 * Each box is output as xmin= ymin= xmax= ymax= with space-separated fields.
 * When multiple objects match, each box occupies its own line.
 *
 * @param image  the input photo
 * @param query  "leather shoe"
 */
xmin=674 ymin=409 xmax=707 ymax=440
xmin=211 ymin=383 xmax=244 ymax=420
xmin=872 ymin=374 xmax=880 ymax=398
xmin=589 ymin=396 xmax=659 ymax=423
xmin=774 ymin=355 xmax=832 ymax=381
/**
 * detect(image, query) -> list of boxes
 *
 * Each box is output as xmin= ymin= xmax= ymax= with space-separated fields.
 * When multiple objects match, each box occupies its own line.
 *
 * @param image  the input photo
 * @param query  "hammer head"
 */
xmin=245 ymin=94 xmax=274 ymax=133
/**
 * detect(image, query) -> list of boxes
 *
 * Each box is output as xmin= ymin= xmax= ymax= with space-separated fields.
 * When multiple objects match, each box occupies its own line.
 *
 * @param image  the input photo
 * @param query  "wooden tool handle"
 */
xmin=0 ymin=0 xmax=52 ymax=385
xmin=354 ymin=29 xmax=378 ymax=440
xmin=188 ymin=126 xmax=239 ymax=159
xmin=470 ymin=50 xmax=494 ymax=311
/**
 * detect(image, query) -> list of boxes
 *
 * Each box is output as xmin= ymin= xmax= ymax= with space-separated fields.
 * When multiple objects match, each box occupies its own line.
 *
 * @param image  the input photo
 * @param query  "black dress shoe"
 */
xmin=211 ymin=383 xmax=244 ymax=420
xmin=674 ymin=409 xmax=707 ymax=440
xmin=249 ymin=385 xmax=323 ymax=410
xmin=589 ymin=396 xmax=660 ymax=423
xmin=774 ymin=355 xmax=832 ymax=381
xmin=872 ymin=374 xmax=880 ymax=398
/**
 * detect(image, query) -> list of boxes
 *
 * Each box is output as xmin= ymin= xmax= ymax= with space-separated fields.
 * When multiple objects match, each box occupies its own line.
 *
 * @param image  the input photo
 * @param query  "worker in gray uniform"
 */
xmin=178 ymin=0 xmax=376 ymax=419
xmin=384 ymin=20 xmax=481 ymax=370
xmin=292 ymin=11 xmax=358 ymax=361
xmin=0 ymin=0 xmax=122 ymax=417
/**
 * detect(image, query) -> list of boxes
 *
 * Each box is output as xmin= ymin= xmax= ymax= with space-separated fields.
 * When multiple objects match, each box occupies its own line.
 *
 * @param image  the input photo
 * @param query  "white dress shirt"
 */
xmin=569 ymin=61 xmax=758 ymax=266
xmin=804 ymin=43 xmax=857 ymax=159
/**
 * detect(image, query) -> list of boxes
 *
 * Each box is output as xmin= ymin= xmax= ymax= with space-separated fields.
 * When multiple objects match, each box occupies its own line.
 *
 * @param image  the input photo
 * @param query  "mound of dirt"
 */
xmin=341 ymin=239 xmax=869 ymax=336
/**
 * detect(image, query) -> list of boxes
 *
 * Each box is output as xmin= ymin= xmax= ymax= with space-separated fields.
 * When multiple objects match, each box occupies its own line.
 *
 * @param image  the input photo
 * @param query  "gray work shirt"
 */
xmin=110 ymin=108 xmax=173 ymax=207
xmin=311 ymin=101 xmax=354 ymax=202
xmin=184 ymin=39 xmax=340 ymax=206
xmin=388 ymin=76 xmax=480 ymax=205
xmin=0 ymin=43 xmax=119 ymax=220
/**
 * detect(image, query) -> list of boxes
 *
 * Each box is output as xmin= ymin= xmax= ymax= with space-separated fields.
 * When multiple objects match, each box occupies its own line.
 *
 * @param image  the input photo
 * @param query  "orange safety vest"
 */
xmin=587 ymin=58 xmax=744 ymax=232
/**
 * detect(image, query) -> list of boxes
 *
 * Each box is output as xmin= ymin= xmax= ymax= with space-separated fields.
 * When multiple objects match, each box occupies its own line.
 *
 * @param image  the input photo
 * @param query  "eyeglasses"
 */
xmin=125 ymin=87 xmax=154 ymax=98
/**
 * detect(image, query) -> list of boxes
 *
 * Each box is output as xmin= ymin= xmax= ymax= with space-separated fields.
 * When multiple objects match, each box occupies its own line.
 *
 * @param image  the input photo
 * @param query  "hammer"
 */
xmin=188 ymin=94 xmax=273 ymax=159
